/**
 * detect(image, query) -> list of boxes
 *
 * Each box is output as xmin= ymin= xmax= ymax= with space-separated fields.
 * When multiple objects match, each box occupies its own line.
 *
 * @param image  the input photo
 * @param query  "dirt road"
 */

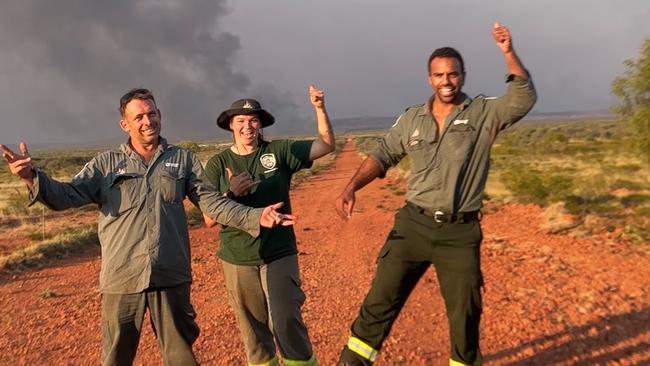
xmin=0 ymin=140 xmax=648 ymax=365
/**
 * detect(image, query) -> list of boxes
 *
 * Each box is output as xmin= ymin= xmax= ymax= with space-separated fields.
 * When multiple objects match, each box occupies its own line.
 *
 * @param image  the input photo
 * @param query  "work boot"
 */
xmin=337 ymin=346 xmax=374 ymax=366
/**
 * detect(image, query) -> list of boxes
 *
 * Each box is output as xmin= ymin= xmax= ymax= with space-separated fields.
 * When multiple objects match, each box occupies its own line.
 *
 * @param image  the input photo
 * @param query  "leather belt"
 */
xmin=407 ymin=202 xmax=480 ymax=223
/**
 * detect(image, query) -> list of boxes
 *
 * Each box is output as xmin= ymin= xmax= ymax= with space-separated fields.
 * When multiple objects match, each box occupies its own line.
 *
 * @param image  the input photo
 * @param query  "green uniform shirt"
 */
xmin=204 ymin=140 xmax=313 ymax=265
xmin=370 ymin=74 xmax=537 ymax=213
xmin=29 ymin=137 xmax=263 ymax=294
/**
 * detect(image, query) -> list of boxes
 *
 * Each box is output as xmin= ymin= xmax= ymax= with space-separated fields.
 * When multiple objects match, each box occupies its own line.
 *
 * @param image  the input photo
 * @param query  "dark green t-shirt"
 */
xmin=204 ymin=140 xmax=313 ymax=265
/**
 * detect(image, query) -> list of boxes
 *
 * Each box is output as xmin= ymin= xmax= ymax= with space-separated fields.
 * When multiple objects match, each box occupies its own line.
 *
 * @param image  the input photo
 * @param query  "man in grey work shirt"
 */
xmin=335 ymin=23 xmax=536 ymax=366
xmin=0 ymin=88 xmax=295 ymax=366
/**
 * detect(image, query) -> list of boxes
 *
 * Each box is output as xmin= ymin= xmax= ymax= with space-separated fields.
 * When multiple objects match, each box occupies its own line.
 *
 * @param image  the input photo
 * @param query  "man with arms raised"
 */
xmin=0 ymin=88 xmax=294 ymax=366
xmin=335 ymin=23 xmax=536 ymax=366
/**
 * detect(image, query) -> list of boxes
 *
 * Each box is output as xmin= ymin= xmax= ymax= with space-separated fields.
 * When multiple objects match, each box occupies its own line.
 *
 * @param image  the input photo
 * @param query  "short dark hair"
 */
xmin=427 ymin=47 xmax=465 ymax=74
xmin=119 ymin=88 xmax=157 ymax=117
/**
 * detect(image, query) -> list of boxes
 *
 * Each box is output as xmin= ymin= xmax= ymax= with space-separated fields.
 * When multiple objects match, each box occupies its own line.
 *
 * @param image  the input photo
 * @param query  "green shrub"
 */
xmin=26 ymin=231 xmax=55 ymax=241
xmin=565 ymin=195 xmax=619 ymax=215
xmin=502 ymin=169 xmax=547 ymax=204
xmin=610 ymin=179 xmax=644 ymax=190
xmin=623 ymin=223 xmax=650 ymax=244
xmin=546 ymin=175 xmax=575 ymax=202
xmin=542 ymin=131 xmax=569 ymax=145
xmin=620 ymin=194 xmax=650 ymax=208
xmin=634 ymin=207 xmax=650 ymax=217
xmin=500 ymin=164 xmax=574 ymax=206
xmin=178 ymin=141 xmax=201 ymax=154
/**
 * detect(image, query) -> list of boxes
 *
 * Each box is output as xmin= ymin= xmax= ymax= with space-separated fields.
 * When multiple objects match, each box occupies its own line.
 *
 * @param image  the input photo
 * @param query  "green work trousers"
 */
xmin=101 ymin=283 xmax=200 ymax=366
xmin=222 ymin=255 xmax=316 ymax=365
xmin=339 ymin=204 xmax=483 ymax=366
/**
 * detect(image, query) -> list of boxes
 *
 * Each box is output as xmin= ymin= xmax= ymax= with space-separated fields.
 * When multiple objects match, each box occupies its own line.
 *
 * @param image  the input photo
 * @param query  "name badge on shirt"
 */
xmin=453 ymin=119 xmax=469 ymax=125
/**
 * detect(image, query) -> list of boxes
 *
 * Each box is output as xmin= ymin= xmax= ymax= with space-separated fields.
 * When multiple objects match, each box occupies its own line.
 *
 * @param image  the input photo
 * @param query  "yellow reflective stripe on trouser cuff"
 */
xmin=348 ymin=337 xmax=378 ymax=362
xmin=449 ymin=359 xmax=469 ymax=366
xmin=249 ymin=355 xmax=279 ymax=366
xmin=283 ymin=354 xmax=318 ymax=366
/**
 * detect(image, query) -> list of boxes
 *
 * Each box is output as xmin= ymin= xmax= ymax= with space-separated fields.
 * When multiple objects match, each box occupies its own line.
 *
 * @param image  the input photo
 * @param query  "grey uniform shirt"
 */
xmin=370 ymin=74 xmax=537 ymax=213
xmin=29 ymin=137 xmax=263 ymax=294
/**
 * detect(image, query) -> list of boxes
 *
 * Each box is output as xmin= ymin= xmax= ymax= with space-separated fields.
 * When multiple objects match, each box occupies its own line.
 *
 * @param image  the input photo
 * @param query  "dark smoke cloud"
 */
xmin=0 ymin=0 xmax=302 ymax=145
xmin=247 ymin=83 xmax=312 ymax=138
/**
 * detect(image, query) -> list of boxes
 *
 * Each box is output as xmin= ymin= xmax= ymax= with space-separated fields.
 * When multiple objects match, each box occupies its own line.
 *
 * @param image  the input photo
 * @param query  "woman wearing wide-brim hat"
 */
xmin=204 ymin=85 xmax=334 ymax=366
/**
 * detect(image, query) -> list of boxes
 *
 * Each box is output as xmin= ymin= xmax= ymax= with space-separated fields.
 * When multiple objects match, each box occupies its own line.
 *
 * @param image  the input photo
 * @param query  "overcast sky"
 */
xmin=0 ymin=0 xmax=648 ymax=145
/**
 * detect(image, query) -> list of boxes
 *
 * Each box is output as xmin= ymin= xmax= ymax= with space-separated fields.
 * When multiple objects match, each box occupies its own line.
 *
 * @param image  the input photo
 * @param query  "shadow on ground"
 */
xmin=485 ymin=307 xmax=650 ymax=365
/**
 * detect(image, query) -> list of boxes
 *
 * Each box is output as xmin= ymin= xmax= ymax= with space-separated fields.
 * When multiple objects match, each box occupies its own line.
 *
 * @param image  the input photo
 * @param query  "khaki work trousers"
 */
xmin=339 ymin=204 xmax=484 ymax=366
xmin=222 ymin=254 xmax=316 ymax=365
xmin=101 ymin=283 xmax=200 ymax=366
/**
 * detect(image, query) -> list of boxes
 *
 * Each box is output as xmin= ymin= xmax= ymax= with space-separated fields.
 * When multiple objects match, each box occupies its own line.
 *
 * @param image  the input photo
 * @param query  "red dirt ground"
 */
xmin=0 ymin=140 xmax=648 ymax=365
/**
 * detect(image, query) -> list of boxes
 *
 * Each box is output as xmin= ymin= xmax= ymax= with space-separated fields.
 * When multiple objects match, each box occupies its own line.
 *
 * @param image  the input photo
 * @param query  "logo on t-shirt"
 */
xmin=260 ymin=153 xmax=277 ymax=172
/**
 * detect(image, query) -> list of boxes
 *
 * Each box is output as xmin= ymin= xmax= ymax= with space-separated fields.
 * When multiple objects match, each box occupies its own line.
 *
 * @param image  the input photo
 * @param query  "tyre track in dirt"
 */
xmin=0 ymin=139 xmax=648 ymax=365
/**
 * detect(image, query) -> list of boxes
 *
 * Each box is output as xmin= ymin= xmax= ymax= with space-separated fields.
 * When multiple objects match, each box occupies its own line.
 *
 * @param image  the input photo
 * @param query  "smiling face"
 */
xmin=120 ymin=98 xmax=161 ymax=149
xmin=230 ymin=114 xmax=262 ymax=148
xmin=428 ymin=56 xmax=465 ymax=105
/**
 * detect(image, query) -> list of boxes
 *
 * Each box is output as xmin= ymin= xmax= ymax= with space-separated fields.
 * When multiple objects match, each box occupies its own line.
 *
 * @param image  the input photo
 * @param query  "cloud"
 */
xmin=0 ymin=0 xmax=252 ymax=144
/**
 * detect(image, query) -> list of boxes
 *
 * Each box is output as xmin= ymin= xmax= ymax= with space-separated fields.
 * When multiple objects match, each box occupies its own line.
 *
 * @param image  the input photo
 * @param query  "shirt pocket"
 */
xmin=159 ymin=169 xmax=186 ymax=204
xmin=443 ymin=124 xmax=475 ymax=161
xmin=104 ymin=173 xmax=142 ymax=215
xmin=405 ymin=134 xmax=436 ymax=174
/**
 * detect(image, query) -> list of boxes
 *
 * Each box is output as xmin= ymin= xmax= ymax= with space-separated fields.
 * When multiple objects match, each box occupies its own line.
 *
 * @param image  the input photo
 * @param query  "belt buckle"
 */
xmin=433 ymin=210 xmax=446 ymax=223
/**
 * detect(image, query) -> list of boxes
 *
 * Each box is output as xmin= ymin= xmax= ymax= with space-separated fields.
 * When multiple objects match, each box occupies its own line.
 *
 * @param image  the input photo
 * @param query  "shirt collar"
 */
xmin=418 ymin=93 xmax=472 ymax=116
xmin=120 ymin=136 xmax=169 ymax=156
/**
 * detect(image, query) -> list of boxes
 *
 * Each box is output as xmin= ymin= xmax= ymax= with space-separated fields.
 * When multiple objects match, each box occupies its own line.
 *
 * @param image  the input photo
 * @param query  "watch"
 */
xmin=224 ymin=190 xmax=236 ymax=199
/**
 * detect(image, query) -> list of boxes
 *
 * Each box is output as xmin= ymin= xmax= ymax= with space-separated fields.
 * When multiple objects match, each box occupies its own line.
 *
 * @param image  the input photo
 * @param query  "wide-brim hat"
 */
xmin=216 ymin=98 xmax=275 ymax=131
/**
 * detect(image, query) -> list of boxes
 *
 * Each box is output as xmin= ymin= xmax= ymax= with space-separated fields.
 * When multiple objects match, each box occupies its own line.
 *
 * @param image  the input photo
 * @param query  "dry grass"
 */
xmin=0 ymin=225 xmax=98 ymax=272
xmin=0 ymin=182 xmax=25 ymax=213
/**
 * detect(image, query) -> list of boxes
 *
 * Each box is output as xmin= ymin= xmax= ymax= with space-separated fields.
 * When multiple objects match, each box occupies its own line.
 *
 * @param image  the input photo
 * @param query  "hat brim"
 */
xmin=216 ymin=109 xmax=275 ymax=131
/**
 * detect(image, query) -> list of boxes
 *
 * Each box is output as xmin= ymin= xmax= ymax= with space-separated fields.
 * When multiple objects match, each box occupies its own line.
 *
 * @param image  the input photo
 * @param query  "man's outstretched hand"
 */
xmin=335 ymin=188 xmax=355 ymax=221
xmin=260 ymin=202 xmax=296 ymax=228
xmin=1 ymin=142 xmax=35 ymax=188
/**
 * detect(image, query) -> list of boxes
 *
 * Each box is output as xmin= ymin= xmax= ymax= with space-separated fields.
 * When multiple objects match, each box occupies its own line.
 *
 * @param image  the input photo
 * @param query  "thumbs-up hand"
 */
xmin=309 ymin=85 xmax=325 ymax=110
xmin=492 ymin=22 xmax=512 ymax=54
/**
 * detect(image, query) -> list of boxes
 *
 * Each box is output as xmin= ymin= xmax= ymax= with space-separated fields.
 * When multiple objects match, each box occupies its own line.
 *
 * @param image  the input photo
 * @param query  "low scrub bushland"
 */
xmin=1 ymin=225 xmax=99 ymax=272
xmin=494 ymin=119 xmax=649 ymax=243
xmin=499 ymin=163 xmax=574 ymax=206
